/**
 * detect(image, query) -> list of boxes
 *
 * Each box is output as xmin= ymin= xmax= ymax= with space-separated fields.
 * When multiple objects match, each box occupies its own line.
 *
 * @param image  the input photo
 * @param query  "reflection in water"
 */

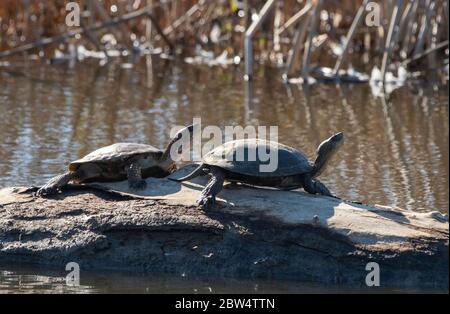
xmin=380 ymin=96 xmax=413 ymax=210
xmin=0 ymin=59 xmax=448 ymax=212
xmin=0 ymin=265 xmax=424 ymax=294
xmin=0 ymin=268 xmax=96 ymax=294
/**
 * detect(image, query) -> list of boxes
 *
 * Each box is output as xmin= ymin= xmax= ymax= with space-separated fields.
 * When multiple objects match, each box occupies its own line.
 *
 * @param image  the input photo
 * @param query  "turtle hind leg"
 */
xmin=36 ymin=172 xmax=75 ymax=197
xmin=127 ymin=162 xmax=147 ymax=190
xmin=302 ymin=175 xmax=337 ymax=198
xmin=198 ymin=166 xmax=225 ymax=210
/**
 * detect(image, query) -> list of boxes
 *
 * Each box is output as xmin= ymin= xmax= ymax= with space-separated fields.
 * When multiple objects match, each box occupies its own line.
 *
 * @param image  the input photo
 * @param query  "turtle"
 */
xmin=171 ymin=132 xmax=344 ymax=209
xmin=36 ymin=124 xmax=194 ymax=196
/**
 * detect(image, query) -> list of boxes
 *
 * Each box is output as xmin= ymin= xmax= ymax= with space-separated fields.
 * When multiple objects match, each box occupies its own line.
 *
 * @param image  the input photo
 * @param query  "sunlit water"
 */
xmin=0 ymin=57 xmax=448 ymax=293
xmin=0 ymin=58 xmax=448 ymax=212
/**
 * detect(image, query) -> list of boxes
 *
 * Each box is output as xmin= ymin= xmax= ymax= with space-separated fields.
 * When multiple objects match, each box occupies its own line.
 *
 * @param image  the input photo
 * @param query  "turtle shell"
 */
xmin=69 ymin=143 xmax=162 ymax=171
xmin=203 ymin=139 xmax=312 ymax=177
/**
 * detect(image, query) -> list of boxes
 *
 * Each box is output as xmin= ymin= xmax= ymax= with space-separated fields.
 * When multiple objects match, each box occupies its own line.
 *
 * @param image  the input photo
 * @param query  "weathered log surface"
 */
xmin=0 ymin=169 xmax=448 ymax=290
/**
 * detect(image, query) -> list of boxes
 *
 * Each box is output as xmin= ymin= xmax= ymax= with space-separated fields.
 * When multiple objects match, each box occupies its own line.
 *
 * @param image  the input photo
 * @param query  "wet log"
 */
xmin=0 ymin=175 xmax=448 ymax=290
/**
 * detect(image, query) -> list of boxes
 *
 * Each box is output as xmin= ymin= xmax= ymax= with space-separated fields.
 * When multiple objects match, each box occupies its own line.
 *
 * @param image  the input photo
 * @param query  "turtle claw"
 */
xmin=129 ymin=179 xmax=147 ymax=190
xmin=36 ymin=185 xmax=59 ymax=197
xmin=198 ymin=195 xmax=215 ymax=210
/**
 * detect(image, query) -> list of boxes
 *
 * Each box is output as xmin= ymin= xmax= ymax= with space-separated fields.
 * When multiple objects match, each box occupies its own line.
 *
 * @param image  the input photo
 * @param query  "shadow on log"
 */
xmin=0 ymin=171 xmax=448 ymax=290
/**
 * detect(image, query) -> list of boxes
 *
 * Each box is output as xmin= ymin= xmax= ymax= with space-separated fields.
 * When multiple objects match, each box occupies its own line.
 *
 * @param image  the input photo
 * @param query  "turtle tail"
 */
xmin=170 ymin=163 xmax=206 ymax=182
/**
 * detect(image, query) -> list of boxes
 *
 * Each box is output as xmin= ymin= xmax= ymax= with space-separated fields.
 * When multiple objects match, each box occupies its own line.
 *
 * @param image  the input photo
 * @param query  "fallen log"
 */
xmin=0 ymin=169 xmax=448 ymax=290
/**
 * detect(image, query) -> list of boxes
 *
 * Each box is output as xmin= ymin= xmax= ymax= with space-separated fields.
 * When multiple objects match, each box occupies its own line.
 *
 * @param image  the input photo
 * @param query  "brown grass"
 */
xmin=0 ymin=0 xmax=448 ymax=69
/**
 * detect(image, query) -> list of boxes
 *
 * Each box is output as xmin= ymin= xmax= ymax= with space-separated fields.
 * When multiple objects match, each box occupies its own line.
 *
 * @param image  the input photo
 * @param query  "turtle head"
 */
xmin=311 ymin=132 xmax=344 ymax=178
xmin=172 ymin=124 xmax=194 ymax=142
xmin=161 ymin=124 xmax=195 ymax=161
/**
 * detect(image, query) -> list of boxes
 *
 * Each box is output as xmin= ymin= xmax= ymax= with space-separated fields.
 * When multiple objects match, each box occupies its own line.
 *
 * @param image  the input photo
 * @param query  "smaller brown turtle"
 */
xmin=36 ymin=125 xmax=194 ymax=196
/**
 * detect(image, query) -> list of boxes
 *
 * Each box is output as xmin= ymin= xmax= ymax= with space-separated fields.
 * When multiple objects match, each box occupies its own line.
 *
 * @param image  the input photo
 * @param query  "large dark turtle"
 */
xmin=36 ymin=125 xmax=194 ymax=196
xmin=172 ymin=133 xmax=344 ymax=209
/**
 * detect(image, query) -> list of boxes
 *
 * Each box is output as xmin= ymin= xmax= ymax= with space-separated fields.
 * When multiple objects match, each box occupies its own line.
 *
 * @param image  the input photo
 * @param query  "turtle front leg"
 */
xmin=126 ymin=162 xmax=147 ymax=190
xmin=198 ymin=166 xmax=225 ymax=210
xmin=36 ymin=172 xmax=75 ymax=197
xmin=302 ymin=175 xmax=337 ymax=198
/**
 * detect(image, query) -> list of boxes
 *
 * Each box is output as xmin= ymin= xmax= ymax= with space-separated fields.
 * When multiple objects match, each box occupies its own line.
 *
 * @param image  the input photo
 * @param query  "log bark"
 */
xmin=0 ymin=176 xmax=448 ymax=290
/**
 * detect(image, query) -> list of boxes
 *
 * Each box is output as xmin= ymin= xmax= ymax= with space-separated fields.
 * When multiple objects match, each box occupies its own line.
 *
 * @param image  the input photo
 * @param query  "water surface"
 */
xmin=0 ymin=59 xmax=448 ymax=212
xmin=0 ymin=264 xmax=425 ymax=294
xmin=0 ymin=58 xmax=448 ymax=294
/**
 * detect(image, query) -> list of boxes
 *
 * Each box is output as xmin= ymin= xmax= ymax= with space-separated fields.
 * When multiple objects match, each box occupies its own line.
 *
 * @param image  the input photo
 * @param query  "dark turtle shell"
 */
xmin=69 ymin=143 xmax=163 ymax=171
xmin=203 ymin=139 xmax=312 ymax=177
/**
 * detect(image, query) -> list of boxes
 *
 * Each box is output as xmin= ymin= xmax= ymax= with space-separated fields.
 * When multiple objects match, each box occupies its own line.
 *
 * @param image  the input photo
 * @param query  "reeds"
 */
xmin=0 ymin=1 xmax=448 ymax=81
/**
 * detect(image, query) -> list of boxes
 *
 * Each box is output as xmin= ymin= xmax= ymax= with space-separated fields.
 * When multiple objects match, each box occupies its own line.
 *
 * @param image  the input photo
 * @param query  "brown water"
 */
xmin=0 ymin=58 xmax=448 ymax=212
xmin=0 ymin=58 xmax=448 ymax=293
